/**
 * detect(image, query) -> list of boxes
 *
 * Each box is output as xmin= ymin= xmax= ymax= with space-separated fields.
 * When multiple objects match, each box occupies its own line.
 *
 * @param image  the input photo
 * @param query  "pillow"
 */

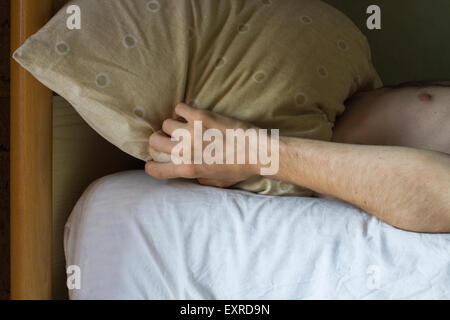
xmin=14 ymin=0 xmax=382 ymax=196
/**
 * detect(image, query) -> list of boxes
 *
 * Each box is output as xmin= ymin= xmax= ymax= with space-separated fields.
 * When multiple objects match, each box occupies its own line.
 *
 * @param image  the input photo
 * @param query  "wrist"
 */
xmin=254 ymin=132 xmax=286 ymax=178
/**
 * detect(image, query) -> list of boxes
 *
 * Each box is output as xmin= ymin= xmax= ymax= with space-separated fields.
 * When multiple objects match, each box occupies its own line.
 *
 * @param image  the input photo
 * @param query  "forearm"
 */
xmin=147 ymin=104 xmax=450 ymax=233
xmin=269 ymin=137 xmax=450 ymax=233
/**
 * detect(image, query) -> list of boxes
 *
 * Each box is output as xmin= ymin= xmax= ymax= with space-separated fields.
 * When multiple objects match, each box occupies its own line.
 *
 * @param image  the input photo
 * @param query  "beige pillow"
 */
xmin=14 ymin=0 xmax=382 ymax=196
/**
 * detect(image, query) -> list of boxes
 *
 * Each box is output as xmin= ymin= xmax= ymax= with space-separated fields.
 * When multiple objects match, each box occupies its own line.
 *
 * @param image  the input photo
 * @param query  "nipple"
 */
xmin=418 ymin=92 xmax=432 ymax=102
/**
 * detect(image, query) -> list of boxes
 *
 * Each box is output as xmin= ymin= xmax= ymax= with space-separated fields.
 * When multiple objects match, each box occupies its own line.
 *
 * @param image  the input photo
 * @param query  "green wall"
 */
xmin=323 ymin=0 xmax=450 ymax=85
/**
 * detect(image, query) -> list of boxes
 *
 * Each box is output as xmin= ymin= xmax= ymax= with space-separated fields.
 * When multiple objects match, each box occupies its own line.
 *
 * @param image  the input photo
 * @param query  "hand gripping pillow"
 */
xmin=14 ymin=0 xmax=382 ymax=196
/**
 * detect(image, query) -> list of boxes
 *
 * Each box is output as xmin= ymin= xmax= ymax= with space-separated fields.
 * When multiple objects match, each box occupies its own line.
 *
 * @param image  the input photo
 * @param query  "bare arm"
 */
xmin=273 ymin=137 xmax=450 ymax=233
xmin=146 ymin=103 xmax=450 ymax=233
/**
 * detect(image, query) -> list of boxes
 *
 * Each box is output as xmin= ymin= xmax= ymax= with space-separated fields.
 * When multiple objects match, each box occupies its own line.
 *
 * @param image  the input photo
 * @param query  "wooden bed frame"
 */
xmin=10 ymin=0 xmax=141 ymax=300
xmin=10 ymin=0 xmax=449 ymax=301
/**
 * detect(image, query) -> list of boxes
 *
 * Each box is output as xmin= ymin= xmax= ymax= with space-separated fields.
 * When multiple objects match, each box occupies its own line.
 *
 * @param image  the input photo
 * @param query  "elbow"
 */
xmin=396 ymin=153 xmax=450 ymax=234
xmin=401 ymin=204 xmax=450 ymax=234
xmin=416 ymin=189 xmax=450 ymax=234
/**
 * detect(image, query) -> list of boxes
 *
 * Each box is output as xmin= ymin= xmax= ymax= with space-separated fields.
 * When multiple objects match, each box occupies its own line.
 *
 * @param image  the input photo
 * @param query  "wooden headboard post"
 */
xmin=10 ymin=0 xmax=54 ymax=299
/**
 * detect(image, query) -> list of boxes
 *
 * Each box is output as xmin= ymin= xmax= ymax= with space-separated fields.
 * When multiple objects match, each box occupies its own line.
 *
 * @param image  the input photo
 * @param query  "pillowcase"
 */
xmin=14 ymin=0 xmax=382 ymax=196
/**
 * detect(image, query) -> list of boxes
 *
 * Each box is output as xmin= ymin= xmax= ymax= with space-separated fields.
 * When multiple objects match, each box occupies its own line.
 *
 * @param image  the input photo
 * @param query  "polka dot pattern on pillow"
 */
xmin=13 ymin=0 xmax=382 ymax=196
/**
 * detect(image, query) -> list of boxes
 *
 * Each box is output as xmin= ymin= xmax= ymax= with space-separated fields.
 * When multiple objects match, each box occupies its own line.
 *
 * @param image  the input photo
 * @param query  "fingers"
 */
xmin=161 ymin=118 xmax=188 ymax=136
xmin=149 ymin=131 xmax=179 ymax=154
xmin=146 ymin=162 xmax=237 ymax=186
xmin=175 ymin=103 xmax=208 ymax=122
xmin=145 ymin=161 xmax=199 ymax=179
xmin=174 ymin=103 xmax=195 ymax=121
xmin=145 ymin=161 xmax=183 ymax=179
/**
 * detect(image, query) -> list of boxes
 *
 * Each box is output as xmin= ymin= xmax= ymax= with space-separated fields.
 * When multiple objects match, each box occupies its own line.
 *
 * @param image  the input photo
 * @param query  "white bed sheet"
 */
xmin=64 ymin=171 xmax=450 ymax=300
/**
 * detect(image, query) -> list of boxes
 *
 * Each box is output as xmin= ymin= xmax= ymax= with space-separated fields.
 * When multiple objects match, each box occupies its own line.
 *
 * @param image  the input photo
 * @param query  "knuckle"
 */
xmin=175 ymin=103 xmax=186 ymax=115
xmin=146 ymin=163 xmax=158 ymax=177
xmin=175 ymin=103 xmax=184 ymax=109
xmin=195 ymin=109 xmax=208 ymax=119
xmin=149 ymin=133 xmax=158 ymax=146
xmin=162 ymin=119 xmax=171 ymax=130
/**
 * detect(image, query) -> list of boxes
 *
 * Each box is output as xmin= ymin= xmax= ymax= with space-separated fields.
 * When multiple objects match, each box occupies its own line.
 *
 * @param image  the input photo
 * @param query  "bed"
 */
xmin=65 ymin=171 xmax=450 ymax=299
xmin=10 ymin=0 xmax=450 ymax=300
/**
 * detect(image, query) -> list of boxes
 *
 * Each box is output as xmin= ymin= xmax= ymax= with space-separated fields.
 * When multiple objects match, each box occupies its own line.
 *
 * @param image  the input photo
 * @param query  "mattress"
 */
xmin=64 ymin=171 xmax=450 ymax=300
